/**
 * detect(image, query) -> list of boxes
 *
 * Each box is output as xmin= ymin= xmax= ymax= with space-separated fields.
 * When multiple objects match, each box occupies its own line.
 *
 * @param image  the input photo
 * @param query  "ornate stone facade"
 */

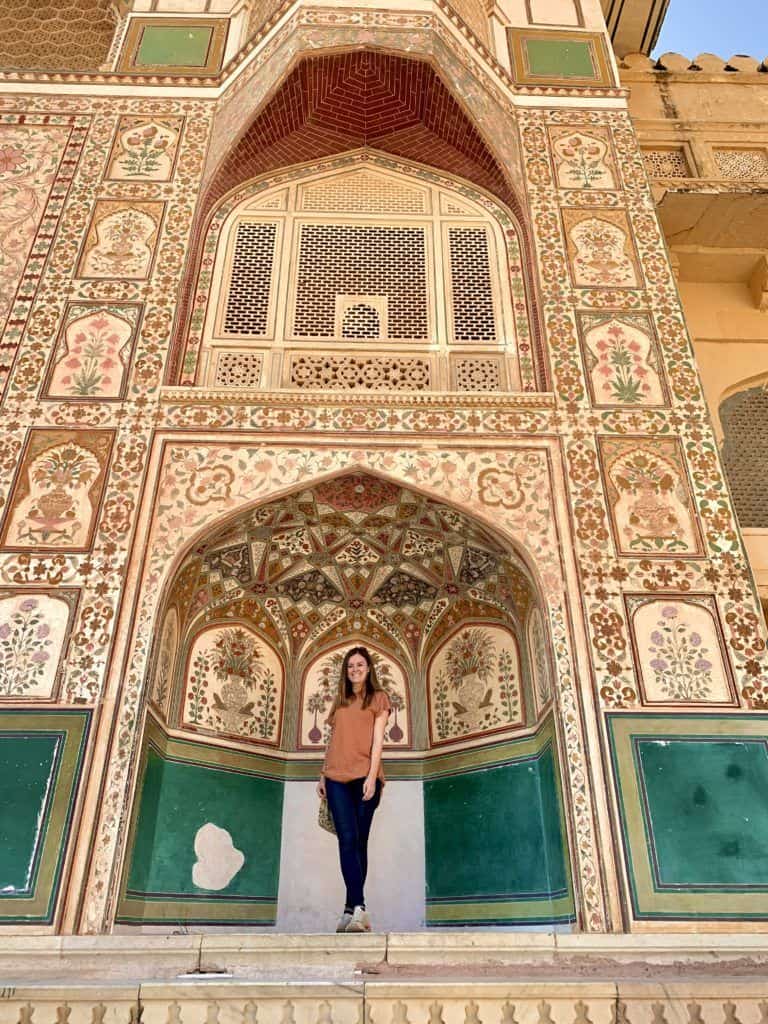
xmin=0 ymin=0 xmax=766 ymax=967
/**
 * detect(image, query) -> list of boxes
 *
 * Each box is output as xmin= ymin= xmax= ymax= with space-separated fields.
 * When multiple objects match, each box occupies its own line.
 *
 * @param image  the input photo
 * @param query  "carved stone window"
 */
xmin=720 ymin=383 xmax=768 ymax=527
xmin=195 ymin=160 xmax=528 ymax=392
xmin=642 ymin=147 xmax=692 ymax=179
xmin=713 ymin=148 xmax=768 ymax=180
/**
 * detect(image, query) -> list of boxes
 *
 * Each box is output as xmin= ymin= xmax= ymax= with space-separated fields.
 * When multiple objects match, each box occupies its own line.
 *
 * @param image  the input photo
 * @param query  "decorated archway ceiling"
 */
xmin=203 ymin=51 xmax=518 ymax=220
xmin=168 ymin=473 xmax=537 ymax=671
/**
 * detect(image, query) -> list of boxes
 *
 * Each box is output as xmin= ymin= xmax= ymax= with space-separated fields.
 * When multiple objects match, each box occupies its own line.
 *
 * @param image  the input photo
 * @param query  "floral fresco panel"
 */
xmin=0 ymin=125 xmax=71 ymax=334
xmin=106 ymin=117 xmax=183 ymax=181
xmin=562 ymin=208 xmax=640 ymax=289
xmin=77 ymin=201 xmax=164 ymax=280
xmin=0 ymin=590 xmax=78 ymax=700
xmin=528 ymin=607 xmax=553 ymax=716
xmin=149 ymin=606 xmax=179 ymax=718
xmin=42 ymin=303 xmax=142 ymax=400
xmin=428 ymin=623 xmax=524 ymax=745
xmin=181 ymin=622 xmax=284 ymax=744
xmin=550 ymin=127 xmax=617 ymax=190
xmin=0 ymin=429 xmax=114 ymax=552
xmin=599 ymin=437 xmax=704 ymax=557
xmin=299 ymin=643 xmax=410 ymax=749
xmin=628 ymin=596 xmax=737 ymax=706
xmin=577 ymin=313 xmax=667 ymax=408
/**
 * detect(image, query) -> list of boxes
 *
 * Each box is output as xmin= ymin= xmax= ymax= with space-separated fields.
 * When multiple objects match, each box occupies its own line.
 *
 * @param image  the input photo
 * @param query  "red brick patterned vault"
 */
xmin=205 ymin=51 xmax=520 ymax=222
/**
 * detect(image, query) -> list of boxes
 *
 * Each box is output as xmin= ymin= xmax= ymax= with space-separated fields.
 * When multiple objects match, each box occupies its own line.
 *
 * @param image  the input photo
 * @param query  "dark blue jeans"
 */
xmin=325 ymin=776 xmax=382 ymax=909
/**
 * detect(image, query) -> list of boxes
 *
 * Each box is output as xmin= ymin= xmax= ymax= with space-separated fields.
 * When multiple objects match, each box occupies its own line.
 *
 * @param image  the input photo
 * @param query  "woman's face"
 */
xmin=346 ymin=652 xmax=369 ymax=691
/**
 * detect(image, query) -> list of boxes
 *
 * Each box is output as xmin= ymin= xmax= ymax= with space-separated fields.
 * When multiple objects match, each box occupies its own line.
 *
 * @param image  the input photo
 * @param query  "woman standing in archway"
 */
xmin=317 ymin=646 xmax=391 ymax=932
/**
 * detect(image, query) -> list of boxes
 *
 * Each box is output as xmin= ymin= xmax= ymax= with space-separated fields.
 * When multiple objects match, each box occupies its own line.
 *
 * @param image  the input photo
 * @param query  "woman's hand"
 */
xmin=362 ymin=773 xmax=377 ymax=801
xmin=316 ymin=775 xmax=326 ymax=799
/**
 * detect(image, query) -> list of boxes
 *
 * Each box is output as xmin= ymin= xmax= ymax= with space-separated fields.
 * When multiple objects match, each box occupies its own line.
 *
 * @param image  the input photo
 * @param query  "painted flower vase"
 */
xmin=220 ymin=675 xmax=248 ymax=730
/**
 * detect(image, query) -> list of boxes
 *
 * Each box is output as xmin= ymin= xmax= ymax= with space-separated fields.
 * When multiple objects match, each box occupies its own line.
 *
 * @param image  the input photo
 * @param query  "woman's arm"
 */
xmin=363 ymin=712 xmax=387 ymax=800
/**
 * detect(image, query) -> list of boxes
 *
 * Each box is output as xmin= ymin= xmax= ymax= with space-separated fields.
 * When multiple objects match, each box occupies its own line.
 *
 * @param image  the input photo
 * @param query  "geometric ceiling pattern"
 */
xmin=201 ymin=51 xmax=519 ymax=221
xmin=0 ymin=1 xmax=115 ymax=71
xmin=167 ymin=472 xmax=537 ymax=675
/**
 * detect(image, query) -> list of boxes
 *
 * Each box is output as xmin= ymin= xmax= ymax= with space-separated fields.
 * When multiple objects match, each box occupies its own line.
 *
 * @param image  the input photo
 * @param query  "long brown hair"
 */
xmin=330 ymin=646 xmax=381 ymax=714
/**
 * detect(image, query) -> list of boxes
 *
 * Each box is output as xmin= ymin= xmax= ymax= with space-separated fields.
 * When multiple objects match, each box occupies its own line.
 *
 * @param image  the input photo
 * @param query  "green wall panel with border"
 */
xmin=608 ymin=713 xmax=768 ymax=920
xmin=423 ymin=721 xmax=574 ymax=925
xmin=136 ymin=26 xmax=213 ymax=68
xmin=118 ymin=719 xmax=283 ymax=924
xmin=0 ymin=709 xmax=91 ymax=924
xmin=525 ymin=39 xmax=595 ymax=77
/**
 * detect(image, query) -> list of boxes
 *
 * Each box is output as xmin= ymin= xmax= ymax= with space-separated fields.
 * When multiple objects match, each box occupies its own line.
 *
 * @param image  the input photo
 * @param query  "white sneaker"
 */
xmin=345 ymin=906 xmax=371 ymax=932
xmin=336 ymin=911 xmax=352 ymax=933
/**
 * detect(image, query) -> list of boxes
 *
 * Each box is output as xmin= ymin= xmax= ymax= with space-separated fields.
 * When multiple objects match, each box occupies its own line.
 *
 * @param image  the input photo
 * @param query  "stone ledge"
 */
xmin=2 ymin=934 xmax=768 ymax=986
xmin=159 ymin=388 xmax=557 ymax=409
xmin=3 ymin=978 xmax=768 ymax=1024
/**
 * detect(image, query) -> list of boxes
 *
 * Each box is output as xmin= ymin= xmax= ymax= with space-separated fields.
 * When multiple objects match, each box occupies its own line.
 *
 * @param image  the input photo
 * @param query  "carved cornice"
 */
xmin=159 ymin=387 xmax=558 ymax=409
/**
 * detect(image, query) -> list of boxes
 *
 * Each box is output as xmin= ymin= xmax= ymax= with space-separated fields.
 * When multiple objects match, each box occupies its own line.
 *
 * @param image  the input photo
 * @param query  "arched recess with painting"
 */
xmin=115 ymin=471 xmax=575 ymax=930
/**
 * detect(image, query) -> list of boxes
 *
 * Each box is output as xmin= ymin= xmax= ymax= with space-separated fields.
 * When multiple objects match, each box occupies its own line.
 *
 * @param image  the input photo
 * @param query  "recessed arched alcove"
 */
xmin=168 ymin=49 xmax=545 ymax=387
xmin=117 ymin=472 xmax=575 ymax=931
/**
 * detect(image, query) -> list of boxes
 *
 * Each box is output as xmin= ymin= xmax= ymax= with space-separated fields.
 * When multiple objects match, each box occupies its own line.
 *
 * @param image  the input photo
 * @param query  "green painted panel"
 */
xmin=0 ymin=710 xmax=91 ymax=924
xmin=637 ymin=737 xmax=768 ymax=888
xmin=525 ymin=38 xmax=595 ymax=78
xmin=0 ymin=733 xmax=60 ymax=895
xmin=136 ymin=26 xmax=213 ymax=68
xmin=424 ymin=743 xmax=571 ymax=923
xmin=125 ymin=746 xmax=283 ymax=905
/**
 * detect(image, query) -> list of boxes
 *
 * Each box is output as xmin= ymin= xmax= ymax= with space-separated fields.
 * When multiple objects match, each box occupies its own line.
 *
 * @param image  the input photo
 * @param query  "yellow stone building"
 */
xmin=0 ymin=0 xmax=767 ymax=1015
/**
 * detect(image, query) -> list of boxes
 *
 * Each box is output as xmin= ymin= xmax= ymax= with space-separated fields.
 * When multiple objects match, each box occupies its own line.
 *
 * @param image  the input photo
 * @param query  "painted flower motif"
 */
xmin=185 ymin=464 xmax=235 ymax=506
xmin=0 ymin=146 xmax=26 ymax=174
xmin=646 ymin=605 xmax=714 ymax=700
xmin=0 ymin=598 xmax=55 ymax=697
xmin=591 ymin=323 xmax=654 ymax=404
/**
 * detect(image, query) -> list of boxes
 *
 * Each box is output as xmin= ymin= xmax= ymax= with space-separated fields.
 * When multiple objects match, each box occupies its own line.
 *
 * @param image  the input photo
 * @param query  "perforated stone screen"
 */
xmin=293 ymin=224 xmax=428 ymax=340
xmin=449 ymin=227 xmax=497 ymax=342
xmin=642 ymin=148 xmax=691 ymax=178
xmin=714 ymin=149 xmax=768 ymax=180
xmin=198 ymin=164 xmax=528 ymax=391
xmin=223 ymin=222 xmax=277 ymax=336
xmin=720 ymin=385 xmax=768 ymax=528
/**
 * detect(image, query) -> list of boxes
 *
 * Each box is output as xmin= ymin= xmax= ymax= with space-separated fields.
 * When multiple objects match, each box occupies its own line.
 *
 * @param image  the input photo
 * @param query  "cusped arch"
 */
xmin=146 ymin=465 xmax=552 ymax=753
xmin=123 ymin=464 xmax=577 ymax=930
xmin=151 ymin=464 xmax=551 ymax=630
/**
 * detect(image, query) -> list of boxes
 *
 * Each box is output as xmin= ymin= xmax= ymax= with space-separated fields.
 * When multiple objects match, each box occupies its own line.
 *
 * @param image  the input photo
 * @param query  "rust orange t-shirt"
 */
xmin=323 ymin=690 xmax=391 ymax=783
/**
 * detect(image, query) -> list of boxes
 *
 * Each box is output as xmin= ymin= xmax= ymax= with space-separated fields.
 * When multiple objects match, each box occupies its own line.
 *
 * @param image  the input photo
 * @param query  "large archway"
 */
xmin=116 ymin=471 xmax=574 ymax=930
